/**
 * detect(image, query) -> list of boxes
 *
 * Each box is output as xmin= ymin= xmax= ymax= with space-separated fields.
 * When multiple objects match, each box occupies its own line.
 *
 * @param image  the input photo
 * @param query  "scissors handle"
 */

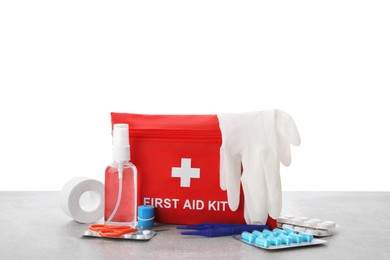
xmin=89 ymin=224 xmax=136 ymax=238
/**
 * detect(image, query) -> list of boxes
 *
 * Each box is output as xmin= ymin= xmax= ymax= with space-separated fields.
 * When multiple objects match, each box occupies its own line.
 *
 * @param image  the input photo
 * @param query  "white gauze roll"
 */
xmin=60 ymin=177 xmax=104 ymax=223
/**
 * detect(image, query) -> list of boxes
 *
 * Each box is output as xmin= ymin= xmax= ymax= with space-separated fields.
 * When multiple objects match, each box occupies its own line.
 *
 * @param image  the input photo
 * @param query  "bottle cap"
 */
xmin=112 ymin=124 xmax=130 ymax=162
xmin=138 ymin=205 xmax=155 ymax=228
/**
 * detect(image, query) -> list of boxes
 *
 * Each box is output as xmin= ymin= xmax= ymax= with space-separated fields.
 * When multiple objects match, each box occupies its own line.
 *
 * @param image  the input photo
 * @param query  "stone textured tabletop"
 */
xmin=0 ymin=191 xmax=389 ymax=259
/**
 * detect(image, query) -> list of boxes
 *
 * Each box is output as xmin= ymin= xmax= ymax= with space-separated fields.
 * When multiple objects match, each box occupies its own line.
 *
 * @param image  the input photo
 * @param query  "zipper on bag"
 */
xmin=130 ymin=128 xmax=221 ymax=142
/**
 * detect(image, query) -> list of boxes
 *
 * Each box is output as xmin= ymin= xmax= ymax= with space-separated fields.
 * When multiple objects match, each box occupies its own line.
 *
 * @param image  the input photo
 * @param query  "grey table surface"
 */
xmin=0 ymin=192 xmax=389 ymax=260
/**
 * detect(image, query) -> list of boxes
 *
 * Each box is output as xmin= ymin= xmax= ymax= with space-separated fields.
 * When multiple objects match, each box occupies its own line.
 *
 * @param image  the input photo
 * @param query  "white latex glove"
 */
xmin=217 ymin=110 xmax=300 ymax=224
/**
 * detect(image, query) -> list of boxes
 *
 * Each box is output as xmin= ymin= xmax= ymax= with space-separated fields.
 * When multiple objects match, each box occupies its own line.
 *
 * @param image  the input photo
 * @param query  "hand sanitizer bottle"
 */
xmin=105 ymin=124 xmax=137 ymax=227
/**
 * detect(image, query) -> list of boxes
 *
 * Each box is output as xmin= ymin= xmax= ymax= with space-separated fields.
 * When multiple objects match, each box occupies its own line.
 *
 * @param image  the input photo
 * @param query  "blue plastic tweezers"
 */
xmin=177 ymin=223 xmax=269 ymax=237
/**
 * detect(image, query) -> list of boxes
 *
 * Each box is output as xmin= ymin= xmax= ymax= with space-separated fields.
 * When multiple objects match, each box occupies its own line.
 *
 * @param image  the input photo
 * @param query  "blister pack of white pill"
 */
xmin=277 ymin=215 xmax=340 ymax=237
xmin=234 ymin=227 xmax=327 ymax=250
xmin=83 ymin=229 xmax=156 ymax=241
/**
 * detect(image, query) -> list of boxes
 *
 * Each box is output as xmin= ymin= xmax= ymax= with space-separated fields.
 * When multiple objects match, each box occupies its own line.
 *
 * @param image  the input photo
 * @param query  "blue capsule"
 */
xmin=273 ymin=228 xmax=288 ymax=236
xmin=288 ymin=233 xmax=303 ymax=243
xmin=299 ymin=232 xmax=314 ymax=242
xmin=241 ymin=231 xmax=256 ymax=243
xmin=267 ymin=236 xmax=282 ymax=246
xmin=262 ymin=229 xmax=275 ymax=237
xmin=252 ymin=230 xmax=267 ymax=238
xmin=278 ymin=234 xmax=292 ymax=245
xmin=283 ymin=227 xmax=297 ymax=235
xmin=255 ymin=236 xmax=270 ymax=248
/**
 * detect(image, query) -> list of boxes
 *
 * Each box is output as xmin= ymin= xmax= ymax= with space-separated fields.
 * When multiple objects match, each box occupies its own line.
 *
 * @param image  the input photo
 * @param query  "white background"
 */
xmin=0 ymin=1 xmax=389 ymax=191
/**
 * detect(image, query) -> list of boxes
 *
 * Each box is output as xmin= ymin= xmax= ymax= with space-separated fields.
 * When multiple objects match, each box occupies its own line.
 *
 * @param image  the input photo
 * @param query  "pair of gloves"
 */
xmin=218 ymin=110 xmax=300 ymax=227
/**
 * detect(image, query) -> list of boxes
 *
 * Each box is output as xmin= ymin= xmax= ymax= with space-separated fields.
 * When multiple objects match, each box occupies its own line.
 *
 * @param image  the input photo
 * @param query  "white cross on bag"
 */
xmin=171 ymin=158 xmax=200 ymax=187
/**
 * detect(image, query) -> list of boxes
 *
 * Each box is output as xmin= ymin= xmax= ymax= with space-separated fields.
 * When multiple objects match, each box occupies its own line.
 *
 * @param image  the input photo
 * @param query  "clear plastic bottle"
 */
xmin=104 ymin=124 xmax=137 ymax=227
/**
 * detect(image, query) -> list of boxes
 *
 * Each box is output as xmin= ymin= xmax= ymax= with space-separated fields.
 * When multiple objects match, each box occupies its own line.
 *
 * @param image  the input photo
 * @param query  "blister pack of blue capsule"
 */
xmin=234 ymin=227 xmax=327 ymax=250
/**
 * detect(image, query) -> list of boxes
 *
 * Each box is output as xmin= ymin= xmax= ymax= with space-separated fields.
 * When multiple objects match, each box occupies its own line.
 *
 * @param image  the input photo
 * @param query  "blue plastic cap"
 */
xmin=138 ymin=205 xmax=155 ymax=228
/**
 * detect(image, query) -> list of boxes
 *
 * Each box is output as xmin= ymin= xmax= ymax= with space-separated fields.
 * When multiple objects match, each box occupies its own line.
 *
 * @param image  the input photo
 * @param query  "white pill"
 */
xmin=143 ymin=230 xmax=151 ymax=235
xmin=283 ymin=224 xmax=294 ymax=229
xmin=136 ymin=234 xmax=145 ymax=240
xmin=303 ymin=220 xmax=319 ymax=228
xmin=306 ymin=219 xmax=322 ymax=228
xmin=277 ymin=216 xmax=290 ymax=223
xmin=294 ymin=226 xmax=306 ymax=233
xmin=291 ymin=218 xmax=303 ymax=225
xmin=322 ymin=221 xmax=336 ymax=228
xmin=124 ymin=234 xmax=136 ymax=239
xmin=305 ymin=228 xmax=316 ymax=235
xmin=317 ymin=222 xmax=335 ymax=230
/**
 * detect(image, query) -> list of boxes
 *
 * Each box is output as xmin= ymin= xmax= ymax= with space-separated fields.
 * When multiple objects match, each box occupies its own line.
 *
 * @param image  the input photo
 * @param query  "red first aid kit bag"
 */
xmin=111 ymin=112 xmax=246 ymax=225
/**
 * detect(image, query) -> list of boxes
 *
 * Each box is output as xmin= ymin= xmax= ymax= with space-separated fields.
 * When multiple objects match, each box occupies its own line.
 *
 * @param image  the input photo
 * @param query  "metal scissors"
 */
xmin=88 ymin=224 xmax=137 ymax=238
xmin=177 ymin=223 xmax=269 ymax=237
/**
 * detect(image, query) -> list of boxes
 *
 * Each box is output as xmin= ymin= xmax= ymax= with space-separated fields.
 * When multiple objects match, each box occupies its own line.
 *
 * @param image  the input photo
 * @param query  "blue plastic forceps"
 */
xmin=177 ymin=223 xmax=269 ymax=237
